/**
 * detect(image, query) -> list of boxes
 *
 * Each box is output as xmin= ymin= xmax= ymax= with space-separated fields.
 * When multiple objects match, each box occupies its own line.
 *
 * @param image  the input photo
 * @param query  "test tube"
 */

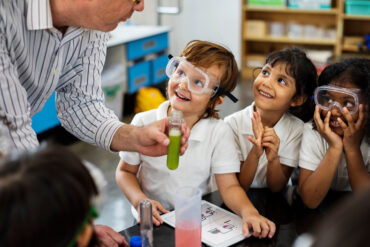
xmin=140 ymin=200 xmax=153 ymax=247
xmin=167 ymin=110 xmax=183 ymax=170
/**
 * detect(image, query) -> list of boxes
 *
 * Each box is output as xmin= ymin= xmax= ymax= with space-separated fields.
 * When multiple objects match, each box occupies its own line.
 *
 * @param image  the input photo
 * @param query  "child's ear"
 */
xmin=290 ymin=95 xmax=307 ymax=107
xmin=77 ymin=224 xmax=93 ymax=247
xmin=215 ymin=96 xmax=224 ymax=106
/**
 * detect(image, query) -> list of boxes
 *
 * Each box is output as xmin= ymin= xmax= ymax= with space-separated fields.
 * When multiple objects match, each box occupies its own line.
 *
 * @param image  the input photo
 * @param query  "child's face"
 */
xmin=253 ymin=62 xmax=297 ymax=113
xmin=168 ymin=64 xmax=221 ymax=118
xmin=320 ymin=81 xmax=363 ymax=137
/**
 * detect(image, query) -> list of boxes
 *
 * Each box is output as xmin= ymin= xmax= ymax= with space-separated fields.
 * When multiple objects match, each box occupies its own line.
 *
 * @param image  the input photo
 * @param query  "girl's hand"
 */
xmin=338 ymin=105 xmax=367 ymax=152
xmin=313 ymin=105 xmax=343 ymax=150
xmin=241 ymin=210 xmax=276 ymax=239
xmin=248 ymin=111 xmax=264 ymax=157
xmin=137 ymin=199 xmax=169 ymax=226
xmin=262 ymin=126 xmax=280 ymax=162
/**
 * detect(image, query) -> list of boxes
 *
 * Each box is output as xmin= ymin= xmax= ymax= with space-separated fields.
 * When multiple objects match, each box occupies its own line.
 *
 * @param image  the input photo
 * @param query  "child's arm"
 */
xmin=238 ymin=112 xmax=264 ymax=190
xmin=215 ymin=173 xmax=276 ymax=239
xmin=340 ymin=105 xmax=370 ymax=190
xmin=263 ymin=127 xmax=293 ymax=192
xmin=115 ymin=159 xmax=168 ymax=225
xmin=299 ymin=106 xmax=343 ymax=208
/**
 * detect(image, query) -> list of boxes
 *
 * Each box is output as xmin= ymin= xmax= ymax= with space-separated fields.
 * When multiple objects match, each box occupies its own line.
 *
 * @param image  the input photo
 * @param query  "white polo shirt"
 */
xmin=224 ymin=102 xmax=304 ymax=188
xmin=299 ymin=122 xmax=370 ymax=191
xmin=119 ymin=101 xmax=240 ymax=209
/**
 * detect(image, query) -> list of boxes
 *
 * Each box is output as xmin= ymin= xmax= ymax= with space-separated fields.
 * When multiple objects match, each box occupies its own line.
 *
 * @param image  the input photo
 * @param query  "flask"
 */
xmin=167 ymin=110 xmax=183 ymax=170
xmin=140 ymin=200 xmax=153 ymax=247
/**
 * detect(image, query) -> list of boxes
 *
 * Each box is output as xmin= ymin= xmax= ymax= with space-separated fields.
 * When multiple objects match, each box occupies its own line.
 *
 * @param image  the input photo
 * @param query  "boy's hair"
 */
xmin=179 ymin=40 xmax=239 ymax=119
xmin=0 ymin=145 xmax=99 ymax=247
xmin=266 ymin=47 xmax=318 ymax=122
xmin=317 ymin=58 xmax=370 ymax=143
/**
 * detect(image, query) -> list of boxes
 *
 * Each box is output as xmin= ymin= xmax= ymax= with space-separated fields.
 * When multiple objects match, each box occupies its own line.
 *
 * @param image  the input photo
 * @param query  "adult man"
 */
xmin=0 ymin=0 xmax=189 ymax=246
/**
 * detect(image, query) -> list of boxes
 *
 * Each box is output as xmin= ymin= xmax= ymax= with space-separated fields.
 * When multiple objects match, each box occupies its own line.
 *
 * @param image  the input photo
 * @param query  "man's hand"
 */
xmin=111 ymin=118 xmax=190 ymax=156
xmin=95 ymin=225 xmax=128 ymax=247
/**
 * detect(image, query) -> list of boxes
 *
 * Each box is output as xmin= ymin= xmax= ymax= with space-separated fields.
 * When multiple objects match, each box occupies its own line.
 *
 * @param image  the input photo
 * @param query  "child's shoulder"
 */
xmin=131 ymin=101 xmax=169 ymax=126
xmin=224 ymin=104 xmax=252 ymax=123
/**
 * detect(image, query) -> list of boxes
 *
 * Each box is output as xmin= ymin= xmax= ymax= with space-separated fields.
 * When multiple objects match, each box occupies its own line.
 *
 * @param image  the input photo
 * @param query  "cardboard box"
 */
xmin=245 ymin=20 xmax=267 ymax=37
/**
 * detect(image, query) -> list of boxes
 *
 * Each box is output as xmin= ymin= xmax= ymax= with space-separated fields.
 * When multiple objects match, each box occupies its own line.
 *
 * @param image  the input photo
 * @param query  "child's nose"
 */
xmin=331 ymin=105 xmax=343 ymax=116
xmin=178 ymin=80 xmax=188 ymax=90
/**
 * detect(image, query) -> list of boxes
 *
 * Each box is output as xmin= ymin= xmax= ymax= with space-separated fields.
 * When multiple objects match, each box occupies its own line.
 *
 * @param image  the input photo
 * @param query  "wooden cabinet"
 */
xmin=241 ymin=0 xmax=370 ymax=78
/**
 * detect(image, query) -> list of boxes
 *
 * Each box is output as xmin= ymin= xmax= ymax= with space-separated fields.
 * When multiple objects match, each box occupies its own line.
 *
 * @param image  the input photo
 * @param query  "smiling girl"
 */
xmin=298 ymin=58 xmax=370 ymax=209
xmin=225 ymin=48 xmax=317 ymax=192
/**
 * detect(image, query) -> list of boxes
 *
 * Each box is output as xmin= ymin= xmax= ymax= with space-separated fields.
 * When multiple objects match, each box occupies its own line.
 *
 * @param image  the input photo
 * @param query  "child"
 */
xmin=225 ymin=48 xmax=317 ymax=192
xmin=116 ymin=40 xmax=276 ymax=238
xmin=298 ymin=58 xmax=370 ymax=209
xmin=0 ymin=145 xmax=125 ymax=247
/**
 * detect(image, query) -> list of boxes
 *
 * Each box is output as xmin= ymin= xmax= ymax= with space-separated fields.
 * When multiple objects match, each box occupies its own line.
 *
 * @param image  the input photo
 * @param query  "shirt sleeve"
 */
xmin=0 ymin=30 xmax=39 ymax=150
xmin=278 ymin=120 xmax=304 ymax=168
xmin=224 ymin=115 xmax=244 ymax=162
xmin=211 ymin=122 xmax=240 ymax=174
xmin=119 ymin=113 xmax=144 ymax=165
xmin=299 ymin=123 xmax=326 ymax=171
xmin=56 ymin=30 xmax=123 ymax=151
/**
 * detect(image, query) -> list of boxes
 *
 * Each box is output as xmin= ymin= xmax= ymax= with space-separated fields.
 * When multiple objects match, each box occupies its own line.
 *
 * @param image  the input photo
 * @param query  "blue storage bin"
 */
xmin=126 ymin=33 xmax=169 ymax=61
xmin=151 ymin=54 xmax=169 ymax=85
xmin=31 ymin=92 xmax=60 ymax=133
xmin=345 ymin=1 xmax=370 ymax=15
xmin=127 ymin=61 xmax=151 ymax=94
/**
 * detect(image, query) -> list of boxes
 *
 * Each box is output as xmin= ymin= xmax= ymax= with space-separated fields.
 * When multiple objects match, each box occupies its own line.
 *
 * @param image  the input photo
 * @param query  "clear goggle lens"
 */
xmin=314 ymin=85 xmax=360 ymax=114
xmin=166 ymin=57 xmax=219 ymax=96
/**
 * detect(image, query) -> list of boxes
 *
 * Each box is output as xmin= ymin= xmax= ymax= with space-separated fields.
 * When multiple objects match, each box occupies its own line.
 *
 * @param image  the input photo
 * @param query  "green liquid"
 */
xmin=167 ymin=129 xmax=181 ymax=170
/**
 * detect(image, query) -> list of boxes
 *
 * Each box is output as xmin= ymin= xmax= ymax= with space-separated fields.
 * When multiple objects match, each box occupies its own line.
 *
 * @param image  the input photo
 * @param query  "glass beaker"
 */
xmin=175 ymin=186 xmax=201 ymax=247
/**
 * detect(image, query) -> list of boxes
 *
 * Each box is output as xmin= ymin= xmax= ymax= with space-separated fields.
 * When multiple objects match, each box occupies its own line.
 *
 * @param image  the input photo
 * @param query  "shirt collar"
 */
xmin=239 ymin=102 xmax=288 ymax=135
xmin=156 ymin=101 xmax=207 ymax=142
xmin=26 ymin=0 xmax=53 ymax=30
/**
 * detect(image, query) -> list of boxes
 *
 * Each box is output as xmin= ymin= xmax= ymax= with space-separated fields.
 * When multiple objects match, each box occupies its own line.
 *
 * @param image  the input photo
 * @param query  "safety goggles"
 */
xmin=166 ymin=56 xmax=238 ymax=102
xmin=314 ymin=85 xmax=361 ymax=114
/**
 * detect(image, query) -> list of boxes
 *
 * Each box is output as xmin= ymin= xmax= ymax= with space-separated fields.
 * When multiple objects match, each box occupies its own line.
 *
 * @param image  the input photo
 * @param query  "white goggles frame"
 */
xmin=165 ymin=56 xmax=219 ymax=96
xmin=314 ymin=85 xmax=361 ymax=114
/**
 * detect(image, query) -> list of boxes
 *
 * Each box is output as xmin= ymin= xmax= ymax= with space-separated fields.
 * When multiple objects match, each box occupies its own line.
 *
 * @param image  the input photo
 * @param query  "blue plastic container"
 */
xmin=345 ymin=1 xmax=370 ymax=15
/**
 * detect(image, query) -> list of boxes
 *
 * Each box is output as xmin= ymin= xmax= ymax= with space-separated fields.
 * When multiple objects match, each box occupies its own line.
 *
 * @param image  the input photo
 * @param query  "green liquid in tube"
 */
xmin=167 ymin=128 xmax=181 ymax=170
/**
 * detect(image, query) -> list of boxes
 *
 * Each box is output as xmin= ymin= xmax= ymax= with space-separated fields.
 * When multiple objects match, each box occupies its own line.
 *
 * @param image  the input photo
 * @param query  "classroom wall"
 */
xmin=129 ymin=0 xmax=242 ymax=68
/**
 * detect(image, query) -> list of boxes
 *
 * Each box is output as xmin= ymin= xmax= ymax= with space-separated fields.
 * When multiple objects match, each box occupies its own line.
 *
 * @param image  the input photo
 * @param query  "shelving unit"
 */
xmin=241 ymin=0 xmax=370 ymax=78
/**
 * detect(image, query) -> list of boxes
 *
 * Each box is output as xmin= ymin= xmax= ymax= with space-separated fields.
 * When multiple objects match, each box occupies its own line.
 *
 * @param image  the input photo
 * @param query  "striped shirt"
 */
xmin=0 ymin=0 xmax=123 ymax=151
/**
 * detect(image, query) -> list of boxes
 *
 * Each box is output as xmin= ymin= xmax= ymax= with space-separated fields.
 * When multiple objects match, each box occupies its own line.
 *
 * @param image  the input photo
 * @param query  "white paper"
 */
xmin=162 ymin=200 xmax=247 ymax=247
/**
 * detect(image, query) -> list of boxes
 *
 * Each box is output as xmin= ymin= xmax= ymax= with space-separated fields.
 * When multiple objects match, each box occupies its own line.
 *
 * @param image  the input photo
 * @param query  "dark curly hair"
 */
xmin=317 ymin=58 xmax=370 ymax=143
xmin=265 ymin=47 xmax=318 ymax=122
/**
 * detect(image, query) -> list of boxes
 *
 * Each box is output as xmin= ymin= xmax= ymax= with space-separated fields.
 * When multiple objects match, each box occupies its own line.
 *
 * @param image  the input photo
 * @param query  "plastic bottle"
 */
xmin=167 ymin=110 xmax=183 ymax=170
xmin=129 ymin=235 xmax=142 ymax=247
xmin=140 ymin=200 xmax=153 ymax=247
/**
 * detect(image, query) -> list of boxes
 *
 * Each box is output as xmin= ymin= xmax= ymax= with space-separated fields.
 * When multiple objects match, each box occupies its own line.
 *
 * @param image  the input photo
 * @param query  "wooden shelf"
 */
xmin=241 ymin=0 xmax=370 ymax=79
xmin=244 ymin=6 xmax=338 ymax=15
xmin=244 ymin=36 xmax=336 ymax=45
xmin=341 ymin=44 xmax=360 ymax=52
xmin=343 ymin=14 xmax=370 ymax=21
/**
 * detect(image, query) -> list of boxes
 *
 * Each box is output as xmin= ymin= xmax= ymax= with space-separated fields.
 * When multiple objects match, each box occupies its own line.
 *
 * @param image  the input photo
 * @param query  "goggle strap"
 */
xmin=216 ymin=87 xmax=238 ymax=103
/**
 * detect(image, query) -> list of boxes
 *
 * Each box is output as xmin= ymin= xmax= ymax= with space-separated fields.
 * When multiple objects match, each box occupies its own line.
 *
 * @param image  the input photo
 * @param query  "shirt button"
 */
xmin=52 ymin=69 xmax=58 ymax=75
